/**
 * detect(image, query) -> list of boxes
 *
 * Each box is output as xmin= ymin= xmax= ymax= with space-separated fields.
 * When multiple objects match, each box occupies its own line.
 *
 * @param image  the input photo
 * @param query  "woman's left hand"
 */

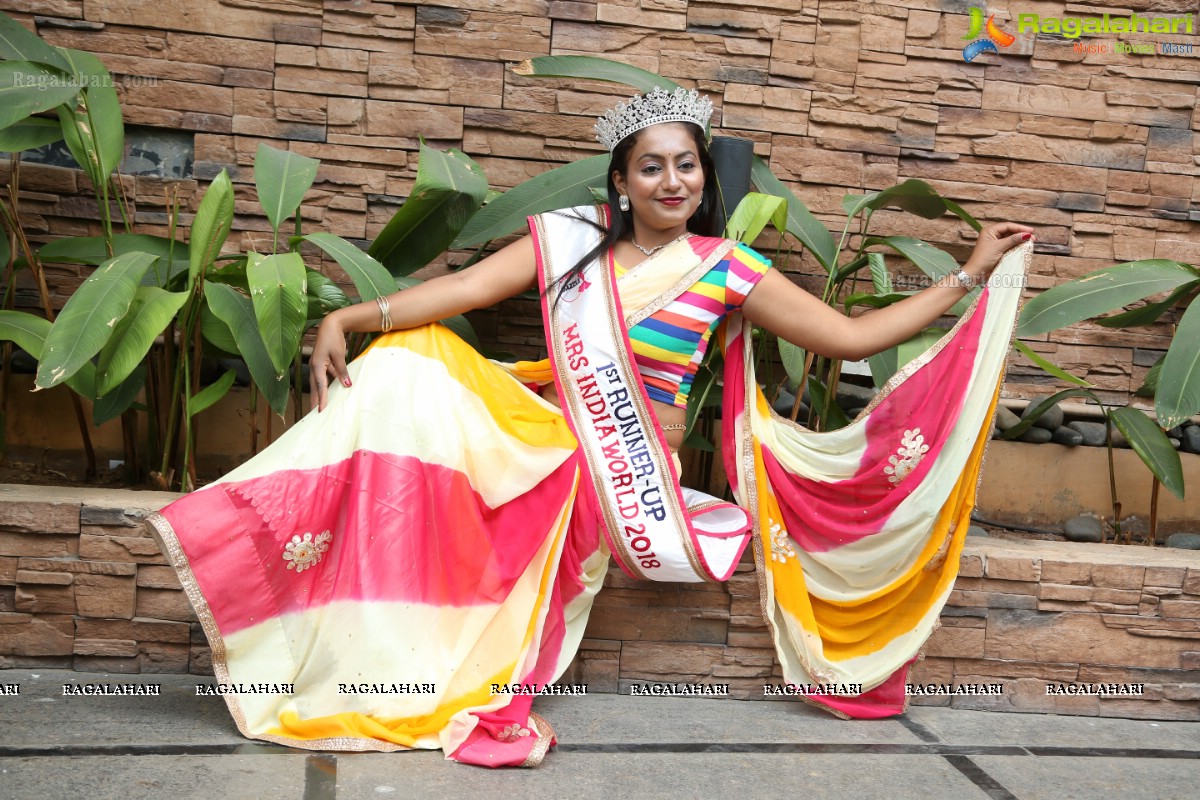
xmin=964 ymin=222 xmax=1036 ymax=282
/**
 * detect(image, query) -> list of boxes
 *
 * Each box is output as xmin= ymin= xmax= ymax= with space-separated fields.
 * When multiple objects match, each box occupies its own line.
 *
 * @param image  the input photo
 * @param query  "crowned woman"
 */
xmin=149 ymin=87 xmax=1034 ymax=767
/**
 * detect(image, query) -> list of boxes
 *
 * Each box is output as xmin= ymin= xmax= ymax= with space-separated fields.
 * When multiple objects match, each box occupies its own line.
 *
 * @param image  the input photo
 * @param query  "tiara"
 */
xmin=594 ymin=86 xmax=713 ymax=151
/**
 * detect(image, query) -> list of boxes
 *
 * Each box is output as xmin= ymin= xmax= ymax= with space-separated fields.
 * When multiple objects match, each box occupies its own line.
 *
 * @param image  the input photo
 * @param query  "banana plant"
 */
xmin=1009 ymin=259 xmax=1200 ymax=519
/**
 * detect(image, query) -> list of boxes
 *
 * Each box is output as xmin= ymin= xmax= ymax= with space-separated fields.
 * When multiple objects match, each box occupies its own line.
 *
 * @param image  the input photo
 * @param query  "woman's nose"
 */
xmin=661 ymin=166 xmax=682 ymax=189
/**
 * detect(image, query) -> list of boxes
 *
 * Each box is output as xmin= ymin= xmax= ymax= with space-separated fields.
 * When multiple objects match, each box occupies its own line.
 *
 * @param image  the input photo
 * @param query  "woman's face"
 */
xmin=612 ymin=122 xmax=706 ymax=238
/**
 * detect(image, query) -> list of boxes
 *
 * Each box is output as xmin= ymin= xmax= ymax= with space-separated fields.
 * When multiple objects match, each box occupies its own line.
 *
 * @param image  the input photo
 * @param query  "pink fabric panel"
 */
xmin=803 ymin=658 xmax=915 ymax=719
xmin=761 ymin=295 xmax=988 ymax=553
xmin=163 ymin=451 xmax=581 ymax=635
xmin=450 ymin=491 xmax=602 ymax=766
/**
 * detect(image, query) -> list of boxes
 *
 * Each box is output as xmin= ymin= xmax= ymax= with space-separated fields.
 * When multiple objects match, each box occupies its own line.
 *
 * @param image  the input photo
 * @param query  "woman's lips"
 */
xmin=657 ymin=197 xmax=685 ymax=206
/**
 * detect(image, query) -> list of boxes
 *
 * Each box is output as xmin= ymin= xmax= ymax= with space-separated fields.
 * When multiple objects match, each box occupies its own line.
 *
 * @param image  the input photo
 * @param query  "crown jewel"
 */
xmin=594 ymin=87 xmax=713 ymax=151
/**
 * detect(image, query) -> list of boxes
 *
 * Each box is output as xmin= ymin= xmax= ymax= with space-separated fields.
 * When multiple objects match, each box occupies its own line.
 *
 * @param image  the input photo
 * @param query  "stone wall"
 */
xmin=0 ymin=1 xmax=1197 ymax=401
xmin=0 ymin=486 xmax=205 ymax=674
xmin=2 ymin=485 xmax=1197 ymax=720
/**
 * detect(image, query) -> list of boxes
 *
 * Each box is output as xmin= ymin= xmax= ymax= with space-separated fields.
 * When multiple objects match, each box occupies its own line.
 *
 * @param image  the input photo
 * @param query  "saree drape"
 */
xmin=149 ymin=204 xmax=1030 ymax=762
xmin=720 ymin=241 xmax=1030 ymax=718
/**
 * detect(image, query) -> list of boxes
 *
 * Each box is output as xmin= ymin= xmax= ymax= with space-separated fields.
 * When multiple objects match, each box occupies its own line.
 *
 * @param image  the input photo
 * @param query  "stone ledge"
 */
xmin=0 ymin=485 xmax=1196 ymax=720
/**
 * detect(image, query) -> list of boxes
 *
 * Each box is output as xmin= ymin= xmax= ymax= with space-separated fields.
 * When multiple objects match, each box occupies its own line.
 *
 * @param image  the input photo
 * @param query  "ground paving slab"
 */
xmin=0 ymin=671 xmax=1196 ymax=799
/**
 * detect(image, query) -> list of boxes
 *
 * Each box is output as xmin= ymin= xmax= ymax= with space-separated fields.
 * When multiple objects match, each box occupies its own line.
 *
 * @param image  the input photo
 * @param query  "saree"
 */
xmin=149 ymin=204 xmax=1030 ymax=762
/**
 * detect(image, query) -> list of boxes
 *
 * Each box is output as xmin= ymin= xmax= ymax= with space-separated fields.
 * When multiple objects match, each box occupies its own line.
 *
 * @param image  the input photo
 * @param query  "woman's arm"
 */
xmin=309 ymin=235 xmax=538 ymax=410
xmin=741 ymin=222 xmax=1034 ymax=361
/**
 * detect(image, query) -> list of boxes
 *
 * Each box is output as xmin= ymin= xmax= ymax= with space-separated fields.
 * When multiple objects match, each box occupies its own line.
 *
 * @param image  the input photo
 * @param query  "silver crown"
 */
xmin=594 ymin=86 xmax=713 ymax=151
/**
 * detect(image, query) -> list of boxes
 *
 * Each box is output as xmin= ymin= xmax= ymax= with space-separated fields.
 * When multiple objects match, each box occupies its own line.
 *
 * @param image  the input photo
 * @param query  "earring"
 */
xmin=618 ymin=195 xmax=630 ymax=212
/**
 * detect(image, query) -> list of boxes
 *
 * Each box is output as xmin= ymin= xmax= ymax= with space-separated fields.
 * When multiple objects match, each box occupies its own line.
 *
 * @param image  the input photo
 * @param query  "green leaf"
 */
xmin=843 ymin=179 xmax=957 ymax=222
xmin=724 ymin=192 xmax=785 ymax=245
xmin=199 ymin=299 xmax=239 ymax=354
xmin=0 ymin=116 xmax=63 ymax=152
xmin=0 ymin=14 xmax=71 ymax=71
xmin=35 ymin=251 xmax=158 ymax=389
xmin=0 ymin=223 xmax=8 ymax=268
xmin=453 ymin=155 xmax=609 ymax=248
xmin=1095 ymin=281 xmax=1198 ymax=328
xmin=895 ymin=327 xmax=949 ymax=372
xmin=92 ymin=364 xmax=144 ymax=427
xmin=39 ymin=233 xmax=190 ymax=286
xmin=867 ymin=252 xmax=892 ymax=294
xmin=1156 ymin=297 xmax=1200 ymax=430
xmin=806 ymin=376 xmax=851 ymax=431
xmin=189 ymin=170 xmax=235 ymax=285
xmin=204 ymin=283 xmax=289 ymax=415
xmin=1018 ymin=260 xmax=1200 ymax=336
xmin=0 ymin=309 xmax=95 ymax=397
xmin=301 ymin=232 xmax=394 ymax=301
xmin=1110 ymin=405 xmax=1185 ymax=501
xmin=865 ymin=236 xmax=960 ymax=279
xmin=95 ymin=286 xmax=188 ymax=395
xmin=247 ymin=251 xmax=307 ymax=374
xmin=867 ymin=347 xmax=897 ymax=388
xmin=55 ymin=51 xmax=123 ymax=186
xmin=683 ymin=356 xmax=718 ymax=442
xmin=749 ymin=157 xmax=838 ymax=272
xmin=512 ymin=55 xmax=683 ymax=94
xmin=843 ymin=290 xmax=912 ymax=313
xmin=0 ymin=63 xmax=79 ymax=130
xmin=369 ymin=143 xmax=487 ymax=276
xmin=1012 ymin=340 xmax=1091 ymax=387
xmin=254 ymin=143 xmax=319 ymax=240
xmin=999 ymin=388 xmax=1098 ymax=440
xmin=778 ymin=338 xmax=807 ymax=390
xmin=1135 ymin=355 xmax=1164 ymax=398
xmin=188 ymin=369 xmax=236 ymax=418
xmin=942 ymin=198 xmax=982 ymax=232
xmin=305 ymin=269 xmax=350 ymax=321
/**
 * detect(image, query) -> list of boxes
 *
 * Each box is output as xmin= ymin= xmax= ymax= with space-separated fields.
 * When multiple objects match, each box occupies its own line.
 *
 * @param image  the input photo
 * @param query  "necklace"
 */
xmin=631 ymin=233 xmax=687 ymax=257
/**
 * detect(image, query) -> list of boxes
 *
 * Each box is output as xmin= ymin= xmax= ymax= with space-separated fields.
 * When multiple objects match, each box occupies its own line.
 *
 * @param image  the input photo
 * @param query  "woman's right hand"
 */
xmin=309 ymin=311 xmax=352 ymax=412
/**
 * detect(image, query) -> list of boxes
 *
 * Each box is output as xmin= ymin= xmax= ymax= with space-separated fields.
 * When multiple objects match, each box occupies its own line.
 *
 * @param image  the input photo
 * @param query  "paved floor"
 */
xmin=0 ymin=671 xmax=1196 ymax=799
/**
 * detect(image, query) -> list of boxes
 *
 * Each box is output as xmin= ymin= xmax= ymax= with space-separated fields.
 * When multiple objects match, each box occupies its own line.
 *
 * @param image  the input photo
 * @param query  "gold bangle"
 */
xmin=376 ymin=295 xmax=392 ymax=331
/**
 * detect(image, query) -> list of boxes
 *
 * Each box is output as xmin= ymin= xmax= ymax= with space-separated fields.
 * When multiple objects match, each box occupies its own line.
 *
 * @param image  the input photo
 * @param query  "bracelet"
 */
xmin=953 ymin=269 xmax=977 ymax=291
xmin=376 ymin=295 xmax=392 ymax=332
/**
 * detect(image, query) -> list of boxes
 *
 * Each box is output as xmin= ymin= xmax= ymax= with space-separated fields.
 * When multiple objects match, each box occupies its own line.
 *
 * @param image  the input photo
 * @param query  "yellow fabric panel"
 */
xmin=372 ymin=326 xmax=575 ymax=452
xmin=267 ymin=664 xmax=516 ymax=746
xmin=809 ymin=383 xmax=999 ymax=659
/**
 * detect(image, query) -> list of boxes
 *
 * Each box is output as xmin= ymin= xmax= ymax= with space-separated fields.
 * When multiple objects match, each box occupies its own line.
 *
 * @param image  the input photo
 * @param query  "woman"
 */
xmin=150 ymin=87 xmax=1033 ymax=767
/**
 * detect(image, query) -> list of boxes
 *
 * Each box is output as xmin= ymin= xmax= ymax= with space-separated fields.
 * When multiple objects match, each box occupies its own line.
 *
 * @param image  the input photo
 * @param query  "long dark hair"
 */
xmin=548 ymin=122 xmax=723 ymax=303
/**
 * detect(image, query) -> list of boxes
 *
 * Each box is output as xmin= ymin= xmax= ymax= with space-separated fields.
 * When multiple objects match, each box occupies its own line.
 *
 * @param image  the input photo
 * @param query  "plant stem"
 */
xmin=1148 ymin=477 xmax=1160 ymax=547
xmin=1104 ymin=413 xmax=1122 ymax=543
xmin=1 ymin=160 xmax=97 ymax=479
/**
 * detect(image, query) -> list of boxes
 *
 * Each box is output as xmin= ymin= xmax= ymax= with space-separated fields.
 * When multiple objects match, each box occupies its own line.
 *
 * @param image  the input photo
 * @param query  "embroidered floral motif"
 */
xmin=769 ymin=521 xmax=796 ymax=564
xmin=282 ymin=530 xmax=332 ymax=573
xmin=885 ymin=428 xmax=930 ymax=485
xmin=497 ymin=723 xmax=531 ymax=743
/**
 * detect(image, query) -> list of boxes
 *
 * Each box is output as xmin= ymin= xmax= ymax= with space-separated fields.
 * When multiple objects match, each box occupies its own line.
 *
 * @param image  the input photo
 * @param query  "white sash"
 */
xmin=532 ymin=206 xmax=752 ymax=583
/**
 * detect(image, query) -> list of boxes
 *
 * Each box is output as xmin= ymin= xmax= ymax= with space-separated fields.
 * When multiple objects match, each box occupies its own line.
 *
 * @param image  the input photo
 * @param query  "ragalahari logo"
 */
xmin=962 ymin=7 xmax=1016 ymax=62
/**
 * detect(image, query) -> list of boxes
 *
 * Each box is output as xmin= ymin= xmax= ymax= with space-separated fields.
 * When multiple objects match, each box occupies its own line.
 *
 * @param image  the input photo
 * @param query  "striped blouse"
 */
xmin=615 ymin=243 xmax=771 ymax=408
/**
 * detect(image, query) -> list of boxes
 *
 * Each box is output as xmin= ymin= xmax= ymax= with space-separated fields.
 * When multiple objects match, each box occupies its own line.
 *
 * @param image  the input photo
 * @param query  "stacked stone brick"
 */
xmin=0 ymin=0 xmax=1194 ymax=394
xmin=910 ymin=537 xmax=1200 ymax=720
xmin=5 ymin=486 xmax=1196 ymax=720
xmin=0 ymin=486 xmax=208 ymax=675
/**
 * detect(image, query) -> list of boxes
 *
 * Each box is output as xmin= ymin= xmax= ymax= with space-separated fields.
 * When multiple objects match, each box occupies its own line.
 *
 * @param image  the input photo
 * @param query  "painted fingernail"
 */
xmin=343 ymin=378 xmax=352 ymax=386
xmin=1022 ymin=233 xmax=1033 ymax=240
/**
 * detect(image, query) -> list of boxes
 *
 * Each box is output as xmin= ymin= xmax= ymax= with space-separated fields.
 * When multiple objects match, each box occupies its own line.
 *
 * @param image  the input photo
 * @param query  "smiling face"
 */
xmin=611 ymin=122 xmax=708 ymax=245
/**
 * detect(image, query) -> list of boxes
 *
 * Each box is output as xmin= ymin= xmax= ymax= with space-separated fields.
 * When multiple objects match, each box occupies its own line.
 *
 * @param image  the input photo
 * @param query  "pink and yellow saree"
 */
xmin=149 ymin=205 xmax=1030 ymax=763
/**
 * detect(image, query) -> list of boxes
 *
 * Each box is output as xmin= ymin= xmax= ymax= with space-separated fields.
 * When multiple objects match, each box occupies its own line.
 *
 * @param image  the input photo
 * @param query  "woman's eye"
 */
xmin=679 ymin=161 xmax=696 ymax=171
xmin=641 ymin=164 xmax=661 ymax=175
